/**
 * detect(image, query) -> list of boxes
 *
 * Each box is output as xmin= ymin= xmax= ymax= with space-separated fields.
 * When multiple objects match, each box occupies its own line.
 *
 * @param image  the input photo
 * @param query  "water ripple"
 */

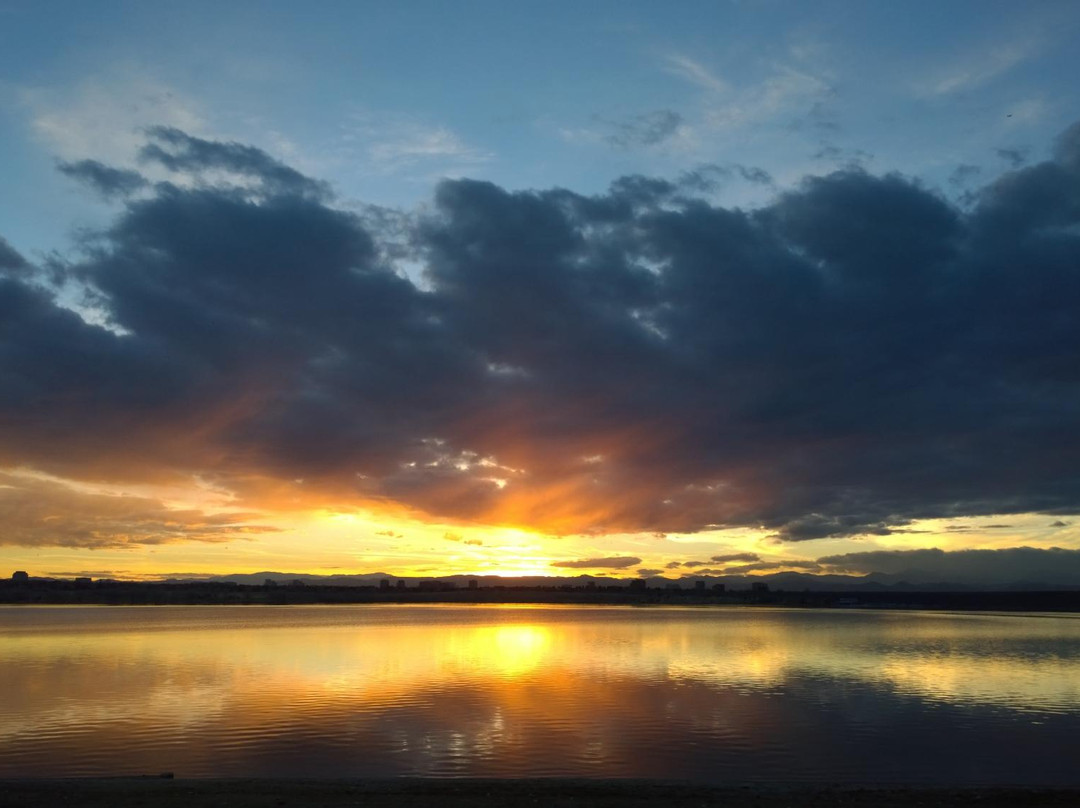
xmin=1 ymin=605 xmax=1079 ymax=784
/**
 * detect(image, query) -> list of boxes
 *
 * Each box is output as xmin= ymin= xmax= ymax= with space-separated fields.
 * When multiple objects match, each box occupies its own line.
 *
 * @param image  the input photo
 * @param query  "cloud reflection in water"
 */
xmin=1 ymin=605 xmax=1078 ymax=784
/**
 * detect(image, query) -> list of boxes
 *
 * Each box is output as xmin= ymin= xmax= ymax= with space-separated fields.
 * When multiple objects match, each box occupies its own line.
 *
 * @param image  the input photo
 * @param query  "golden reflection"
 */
xmin=487 ymin=624 xmax=551 ymax=676
xmin=2 ymin=606 xmax=1080 ymax=779
xmin=876 ymin=655 xmax=1080 ymax=710
xmin=431 ymin=623 xmax=555 ymax=678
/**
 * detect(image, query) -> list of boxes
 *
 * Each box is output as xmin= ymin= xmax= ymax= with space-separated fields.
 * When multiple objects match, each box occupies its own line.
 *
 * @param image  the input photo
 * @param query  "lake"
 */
xmin=1 ymin=604 xmax=1079 ymax=785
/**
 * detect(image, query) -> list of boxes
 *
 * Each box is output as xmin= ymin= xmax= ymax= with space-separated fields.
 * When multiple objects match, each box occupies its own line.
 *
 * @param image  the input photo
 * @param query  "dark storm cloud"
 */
xmin=552 ymin=556 xmax=642 ymax=569
xmin=817 ymin=547 xmax=1080 ymax=586
xmin=2 ymin=122 xmax=1080 ymax=550
xmin=0 ymin=236 xmax=28 ymax=273
xmin=139 ymin=126 xmax=330 ymax=199
xmin=58 ymin=159 xmax=149 ymax=200
xmin=773 ymin=516 xmax=897 ymax=542
xmin=602 ymin=110 xmax=683 ymax=148
xmin=677 ymin=163 xmax=773 ymax=193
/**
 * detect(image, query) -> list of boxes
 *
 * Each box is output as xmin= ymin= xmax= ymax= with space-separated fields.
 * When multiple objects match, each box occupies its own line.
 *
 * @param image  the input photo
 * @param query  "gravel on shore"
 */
xmin=3 ymin=778 xmax=1079 ymax=808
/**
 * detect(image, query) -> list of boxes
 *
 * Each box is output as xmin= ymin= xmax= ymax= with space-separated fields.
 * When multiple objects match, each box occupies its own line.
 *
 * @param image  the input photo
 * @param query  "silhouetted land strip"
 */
xmin=3 ymin=779 xmax=1079 ymax=808
xmin=2 ymin=578 xmax=1080 ymax=611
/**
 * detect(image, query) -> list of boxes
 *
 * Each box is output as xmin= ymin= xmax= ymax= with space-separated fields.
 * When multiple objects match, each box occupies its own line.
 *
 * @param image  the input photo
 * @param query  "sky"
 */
xmin=2 ymin=0 xmax=1080 ymax=585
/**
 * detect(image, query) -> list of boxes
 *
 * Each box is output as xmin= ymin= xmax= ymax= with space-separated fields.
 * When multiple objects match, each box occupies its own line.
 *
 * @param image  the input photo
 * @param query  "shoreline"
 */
xmin=4 ymin=778 xmax=1080 ymax=808
xmin=3 ymin=579 xmax=1080 ymax=612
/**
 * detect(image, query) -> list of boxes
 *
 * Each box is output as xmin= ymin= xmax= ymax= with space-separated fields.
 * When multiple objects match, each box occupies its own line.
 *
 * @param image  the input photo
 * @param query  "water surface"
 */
xmin=2 ymin=604 xmax=1078 ymax=784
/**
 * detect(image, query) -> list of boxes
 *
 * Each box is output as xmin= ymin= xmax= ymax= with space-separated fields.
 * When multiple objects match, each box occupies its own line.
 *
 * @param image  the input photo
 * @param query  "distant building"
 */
xmin=751 ymin=581 xmax=770 ymax=593
xmin=379 ymin=578 xmax=391 ymax=590
xmin=665 ymin=582 xmax=681 ymax=590
xmin=418 ymin=580 xmax=456 ymax=592
xmin=396 ymin=580 xmax=406 ymax=590
xmin=694 ymin=580 xmax=706 ymax=591
xmin=264 ymin=578 xmax=278 ymax=587
xmin=11 ymin=571 xmax=28 ymax=582
xmin=289 ymin=579 xmax=306 ymax=587
xmin=628 ymin=579 xmax=647 ymax=591
xmin=467 ymin=579 xmax=479 ymax=590
xmin=74 ymin=577 xmax=92 ymax=586
xmin=711 ymin=583 xmax=726 ymax=593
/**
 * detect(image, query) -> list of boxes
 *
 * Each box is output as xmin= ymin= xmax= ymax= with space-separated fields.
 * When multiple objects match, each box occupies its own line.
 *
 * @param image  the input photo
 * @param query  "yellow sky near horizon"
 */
xmin=2 ymin=464 xmax=1078 ymax=582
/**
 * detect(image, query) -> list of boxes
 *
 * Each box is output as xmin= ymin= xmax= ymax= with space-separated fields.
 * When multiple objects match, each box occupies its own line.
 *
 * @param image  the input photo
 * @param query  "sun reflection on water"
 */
xmin=2 ymin=606 xmax=1080 ymax=782
xmin=486 ymin=624 xmax=551 ymax=676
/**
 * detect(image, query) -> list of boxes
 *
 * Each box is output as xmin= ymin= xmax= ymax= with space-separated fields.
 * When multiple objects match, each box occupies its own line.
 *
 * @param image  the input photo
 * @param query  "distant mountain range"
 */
xmin=188 ymin=570 xmax=1080 ymax=592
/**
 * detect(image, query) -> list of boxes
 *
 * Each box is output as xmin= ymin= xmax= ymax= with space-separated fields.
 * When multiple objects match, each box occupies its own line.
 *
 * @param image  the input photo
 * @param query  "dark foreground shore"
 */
xmin=3 ymin=779 xmax=1079 ymax=808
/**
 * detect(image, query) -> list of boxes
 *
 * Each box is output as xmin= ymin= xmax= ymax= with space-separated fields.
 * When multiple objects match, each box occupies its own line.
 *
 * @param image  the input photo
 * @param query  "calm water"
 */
xmin=1 ymin=604 xmax=1079 ymax=784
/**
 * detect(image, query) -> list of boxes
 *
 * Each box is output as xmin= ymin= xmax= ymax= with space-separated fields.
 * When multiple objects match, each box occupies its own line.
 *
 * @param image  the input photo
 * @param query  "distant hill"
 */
xmin=190 ymin=570 xmax=1080 ymax=592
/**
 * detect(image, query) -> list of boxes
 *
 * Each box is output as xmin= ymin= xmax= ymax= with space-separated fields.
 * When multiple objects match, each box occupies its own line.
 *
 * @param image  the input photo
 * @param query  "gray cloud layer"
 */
xmin=817 ymin=547 xmax=1080 ymax=586
xmin=58 ymin=159 xmax=149 ymax=200
xmin=3 ymin=123 xmax=1080 ymax=541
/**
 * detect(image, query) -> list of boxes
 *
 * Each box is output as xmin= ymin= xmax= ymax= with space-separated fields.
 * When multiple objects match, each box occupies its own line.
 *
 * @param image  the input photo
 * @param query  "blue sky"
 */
xmin=3 ymin=0 xmax=1078 ymax=257
xmin=2 ymin=1 xmax=1080 ymax=584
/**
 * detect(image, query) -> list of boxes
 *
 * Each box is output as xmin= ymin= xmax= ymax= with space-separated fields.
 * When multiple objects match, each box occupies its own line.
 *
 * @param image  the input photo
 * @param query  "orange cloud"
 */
xmin=0 ymin=472 xmax=276 ymax=549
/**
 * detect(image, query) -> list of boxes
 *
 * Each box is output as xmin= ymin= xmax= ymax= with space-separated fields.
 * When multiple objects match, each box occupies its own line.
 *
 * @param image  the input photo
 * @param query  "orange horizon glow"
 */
xmin=1 ymin=465 xmax=1078 ymax=582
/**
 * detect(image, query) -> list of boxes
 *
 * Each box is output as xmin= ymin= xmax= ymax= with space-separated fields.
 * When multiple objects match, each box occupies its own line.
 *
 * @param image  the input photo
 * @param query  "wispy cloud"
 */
xmin=341 ymin=112 xmax=492 ymax=175
xmin=21 ymin=76 xmax=206 ymax=167
xmin=664 ymin=54 xmax=730 ymax=94
xmin=659 ymin=50 xmax=832 ymax=139
xmin=370 ymin=126 xmax=489 ymax=168
xmin=917 ymin=36 xmax=1044 ymax=97
xmin=703 ymin=65 xmax=832 ymax=129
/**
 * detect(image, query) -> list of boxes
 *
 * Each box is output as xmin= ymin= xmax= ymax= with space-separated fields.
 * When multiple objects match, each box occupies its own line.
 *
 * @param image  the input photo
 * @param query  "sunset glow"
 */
xmin=1 ymin=2 xmax=1080 ymax=589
